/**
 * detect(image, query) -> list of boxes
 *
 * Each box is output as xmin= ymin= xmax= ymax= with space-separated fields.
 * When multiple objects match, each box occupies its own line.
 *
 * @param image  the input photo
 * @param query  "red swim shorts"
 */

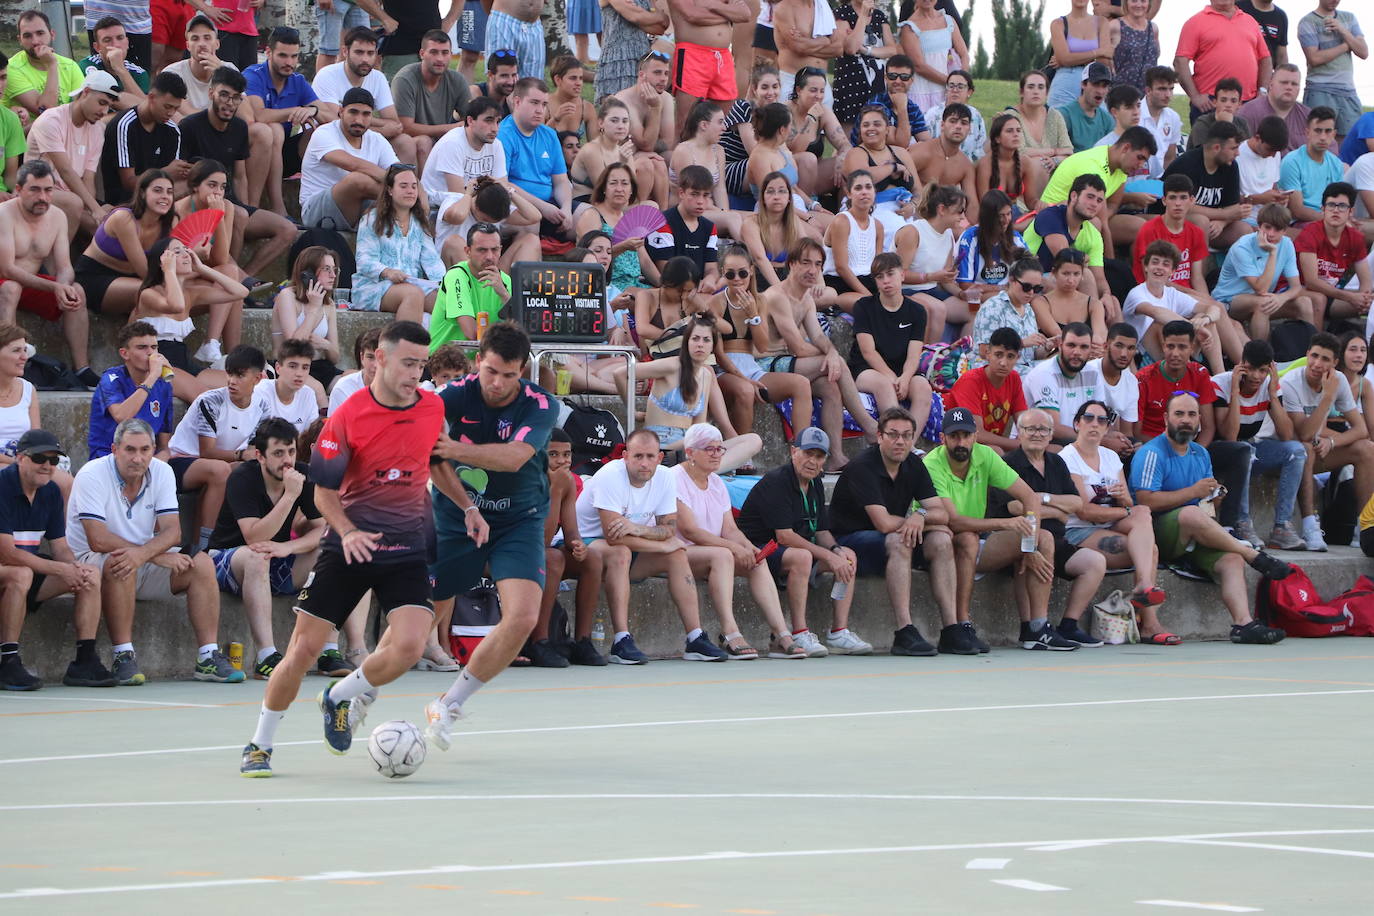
xmin=0 ymin=275 xmax=63 ymax=322
xmin=673 ymin=41 xmax=737 ymax=103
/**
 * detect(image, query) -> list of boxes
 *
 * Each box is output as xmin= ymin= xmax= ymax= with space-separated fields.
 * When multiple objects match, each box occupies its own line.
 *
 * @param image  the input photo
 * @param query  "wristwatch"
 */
xmin=1041 ymin=493 xmax=1051 ymax=505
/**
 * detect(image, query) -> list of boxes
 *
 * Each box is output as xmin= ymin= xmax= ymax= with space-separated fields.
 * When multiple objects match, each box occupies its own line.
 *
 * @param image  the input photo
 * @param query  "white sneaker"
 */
xmin=349 ymin=687 xmax=379 ymax=731
xmin=825 ymin=628 xmax=873 ymax=655
xmin=423 ymin=696 xmax=464 ymax=751
xmin=791 ymin=629 xmax=829 ymax=658
xmin=1302 ymin=517 xmax=1329 ymax=552
xmin=193 ymin=338 xmax=224 ymax=369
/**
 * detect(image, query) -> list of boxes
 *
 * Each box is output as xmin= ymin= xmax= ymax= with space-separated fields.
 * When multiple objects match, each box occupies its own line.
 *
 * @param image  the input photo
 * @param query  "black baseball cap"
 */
xmin=16 ymin=429 xmax=65 ymax=457
xmin=943 ymin=407 xmax=977 ymax=434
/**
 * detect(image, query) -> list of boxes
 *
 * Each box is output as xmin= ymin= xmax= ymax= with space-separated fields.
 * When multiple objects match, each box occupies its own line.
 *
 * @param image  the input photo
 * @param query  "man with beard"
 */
xmin=208 ymin=418 xmax=327 ymax=682
xmin=100 ymin=72 xmax=190 ymax=206
xmin=0 ymin=161 xmax=94 ymax=385
xmin=299 ymin=88 xmax=397 ymax=231
xmin=1022 ymin=323 xmax=1102 ymax=445
xmin=470 ymin=48 xmax=519 ymax=120
xmin=909 ymin=105 xmax=977 ymax=202
xmin=924 ymin=407 xmax=1072 ymax=652
xmin=422 ymin=97 xmax=507 ymax=201
xmin=1084 ymin=322 xmax=1141 ymax=454
xmin=311 ymin=28 xmax=416 ymax=165
xmin=615 ymin=53 xmax=676 ymax=156
xmin=395 ymin=31 xmax=474 ymax=174
xmin=246 ymin=28 xmax=341 ymax=217
xmin=3 ymin=10 xmax=85 ymax=121
xmin=178 ymin=67 xmax=298 ymax=288
xmin=1129 ymin=391 xmax=1291 ymax=643
xmin=668 ymin=0 xmax=751 ymax=139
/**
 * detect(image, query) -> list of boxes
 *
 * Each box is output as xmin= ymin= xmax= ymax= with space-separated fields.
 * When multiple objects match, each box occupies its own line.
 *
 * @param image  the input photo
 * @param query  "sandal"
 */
xmin=413 ymin=646 xmax=462 ymax=672
xmin=767 ymin=633 xmax=807 ymax=659
xmin=1131 ymin=586 xmax=1167 ymax=610
xmin=719 ymin=632 xmax=759 ymax=660
xmin=1142 ymin=631 xmax=1182 ymax=646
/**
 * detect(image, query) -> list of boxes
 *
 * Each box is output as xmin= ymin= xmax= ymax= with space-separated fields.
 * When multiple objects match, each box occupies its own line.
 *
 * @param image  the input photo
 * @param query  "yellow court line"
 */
xmin=5 ymin=653 xmax=1374 ymax=719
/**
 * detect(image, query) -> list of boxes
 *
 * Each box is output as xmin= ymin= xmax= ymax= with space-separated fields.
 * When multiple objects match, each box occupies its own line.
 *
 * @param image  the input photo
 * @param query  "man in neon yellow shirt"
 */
xmin=924 ymin=407 xmax=1074 ymax=652
xmin=0 ymin=56 xmax=28 ymax=196
xmin=1041 ymin=125 xmax=1158 ymax=255
xmin=432 ymin=222 xmax=511 ymax=351
xmin=4 ymin=10 xmax=87 ymax=121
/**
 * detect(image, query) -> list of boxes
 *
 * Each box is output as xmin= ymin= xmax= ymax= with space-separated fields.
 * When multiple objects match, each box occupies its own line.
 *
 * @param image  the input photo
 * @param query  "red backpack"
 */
xmin=1254 ymin=564 xmax=1355 ymax=638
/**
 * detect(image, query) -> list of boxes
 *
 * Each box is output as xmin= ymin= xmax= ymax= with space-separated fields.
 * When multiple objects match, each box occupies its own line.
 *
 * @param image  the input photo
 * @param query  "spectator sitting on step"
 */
xmin=298 ymin=87 xmax=397 ymax=231
xmin=0 ymin=429 xmax=111 ymax=692
xmin=572 ymin=427 xmax=730 ymax=665
xmin=434 ymin=174 xmax=542 ymax=270
xmin=422 ymin=95 xmax=508 ymax=205
xmin=0 ymin=160 xmax=97 ymax=387
xmin=1212 ymin=204 xmax=1315 ymax=343
xmin=943 ymin=327 xmax=1029 ymax=454
xmin=166 ymin=345 xmax=271 ymax=553
xmin=1293 ymin=181 xmax=1374 ymax=332
xmin=312 ymin=27 xmax=416 ymax=165
xmin=80 ymin=16 xmax=149 ymax=111
xmin=26 ymin=69 xmax=118 ymax=241
xmin=271 ymin=245 xmax=345 ymax=396
xmin=847 ymin=251 xmax=935 ymax=429
xmin=351 ymin=163 xmax=444 ymax=325
xmin=257 ymin=339 xmax=324 ymax=433
xmin=1279 ymin=107 xmax=1350 ymax=234
xmin=128 ymin=236 xmax=249 ymax=402
xmin=73 ymin=168 xmax=175 ymax=318
xmin=3 ymin=10 xmax=86 ymax=123
xmin=206 ymin=417 xmax=326 ymax=681
xmin=499 ymin=77 xmax=577 ymax=241
xmin=327 ymin=325 xmax=384 ymax=414
xmin=735 ymin=426 xmax=859 ymax=658
xmin=0 ymin=327 xmax=66 ymax=491
xmin=423 ymin=343 xmax=471 ymax=392
xmin=432 ymin=222 xmax=511 ymax=352
xmin=827 ymin=406 xmax=960 ymax=657
xmin=164 ymin=15 xmax=243 ymax=118
xmin=525 ymin=429 xmax=586 ymax=667
xmin=1021 ymin=321 xmax=1103 ymax=445
xmin=394 ymin=30 xmax=474 ymax=175
xmin=99 ymin=72 xmax=191 ymax=206
xmin=1280 ymin=333 xmax=1374 ymax=553
xmin=1128 ymin=391 xmax=1291 ymax=644
xmin=1123 ymin=240 xmax=1234 ymax=369
xmin=67 ymin=417 xmax=246 ymax=686
xmin=88 ymin=321 xmax=174 ymax=460
xmin=171 ymin=160 xmax=241 ymax=284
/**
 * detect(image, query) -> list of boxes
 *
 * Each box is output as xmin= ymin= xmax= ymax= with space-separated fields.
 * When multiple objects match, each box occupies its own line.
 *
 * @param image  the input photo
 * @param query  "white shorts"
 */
xmin=79 ymin=551 xmax=178 ymax=600
xmin=725 ymin=351 xmax=766 ymax=381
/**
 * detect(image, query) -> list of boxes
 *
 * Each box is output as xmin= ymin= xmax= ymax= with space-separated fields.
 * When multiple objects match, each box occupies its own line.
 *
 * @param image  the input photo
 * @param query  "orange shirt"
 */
xmin=1176 ymin=6 xmax=1271 ymax=100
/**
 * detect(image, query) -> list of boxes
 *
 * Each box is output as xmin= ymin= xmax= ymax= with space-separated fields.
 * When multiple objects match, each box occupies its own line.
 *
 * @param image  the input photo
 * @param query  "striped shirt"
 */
xmin=84 ymin=1 xmax=153 ymax=33
xmin=0 ymin=464 xmax=64 ymax=553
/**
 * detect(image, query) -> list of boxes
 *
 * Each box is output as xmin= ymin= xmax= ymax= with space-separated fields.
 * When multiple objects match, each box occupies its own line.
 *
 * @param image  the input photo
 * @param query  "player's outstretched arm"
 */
xmin=433 ymin=432 xmax=535 ymax=473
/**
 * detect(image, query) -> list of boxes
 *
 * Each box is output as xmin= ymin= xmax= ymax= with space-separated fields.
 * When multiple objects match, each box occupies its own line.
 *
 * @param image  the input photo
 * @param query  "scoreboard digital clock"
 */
xmin=506 ymin=262 xmax=608 ymax=342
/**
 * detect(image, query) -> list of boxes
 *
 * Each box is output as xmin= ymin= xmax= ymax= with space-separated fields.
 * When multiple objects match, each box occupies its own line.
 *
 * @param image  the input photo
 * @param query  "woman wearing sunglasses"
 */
xmin=350 ymin=164 xmax=444 ymax=323
xmin=1061 ymin=398 xmax=1175 ymax=643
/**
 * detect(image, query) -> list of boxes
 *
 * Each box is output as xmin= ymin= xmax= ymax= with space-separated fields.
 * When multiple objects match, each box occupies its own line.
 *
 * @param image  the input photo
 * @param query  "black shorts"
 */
xmin=294 ymin=550 xmax=434 ymax=627
xmin=158 ymin=338 xmax=194 ymax=373
xmin=74 ymin=255 xmax=136 ymax=314
xmin=1052 ymin=533 xmax=1079 ymax=580
xmin=282 ymin=129 xmax=310 ymax=176
xmin=753 ymin=23 xmax=777 ymax=53
xmin=167 ymin=455 xmax=199 ymax=490
xmin=311 ymin=358 xmax=342 ymax=390
xmin=825 ymin=273 xmax=877 ymax=298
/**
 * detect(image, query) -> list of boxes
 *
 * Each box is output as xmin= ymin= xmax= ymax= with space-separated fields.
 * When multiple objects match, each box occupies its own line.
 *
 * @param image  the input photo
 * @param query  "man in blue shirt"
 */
xmin=848 ymin=54 xmax=930 ymax=149
xmin=88 ymin=321 xmax=174 ymax=459
xmin=0 ymin=429 xmax=112 ymax=690
xmin=1338 ymin=110 xmax=1374 ymax=165
xmin=1212 ymin=202 xmax=1314 ymax=342
xmin=245 ymin=27 xmax=340 ymax=215
xmin=1130 ymin=391 xmax=1290 ymax=644
xmin=1279 ymin=106 xmax=1346 ymax=225
xmin=496 ymin=77 xmax=574 ymax=239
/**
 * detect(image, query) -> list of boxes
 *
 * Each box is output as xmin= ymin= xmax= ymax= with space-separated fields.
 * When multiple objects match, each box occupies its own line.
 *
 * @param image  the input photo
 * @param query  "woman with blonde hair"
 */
xmin=739 ymin=170 xmax=818 ymax=290
xmin=351 ymin=164 xmax=445 ymax=323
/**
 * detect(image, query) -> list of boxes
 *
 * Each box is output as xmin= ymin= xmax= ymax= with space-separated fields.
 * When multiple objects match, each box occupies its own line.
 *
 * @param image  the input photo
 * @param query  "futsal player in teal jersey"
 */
xmin=424 ymin=321 xmax=560 ymax=748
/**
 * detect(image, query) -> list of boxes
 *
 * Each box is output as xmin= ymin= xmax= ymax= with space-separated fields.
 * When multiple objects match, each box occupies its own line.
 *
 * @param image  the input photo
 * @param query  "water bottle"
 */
xmin=830 ymin=577 xmax=848 ymax=600
xmin=591 ymin=617 xmax=608 ymax=654
xmin=1020 ymin=512 xmax=1038 ymax=553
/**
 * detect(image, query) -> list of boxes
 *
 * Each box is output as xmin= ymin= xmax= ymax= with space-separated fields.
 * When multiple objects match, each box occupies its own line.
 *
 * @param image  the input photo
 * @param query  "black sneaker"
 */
xmin=1231 ymin=620 xmax=1287 ymax=645
xmin=891 ymin=624 xmax=937 ymax=657
xmin=937 ymin=623 xmax=980 ymax=655
xmin=569 ymin=636 xmax=607 ymax=666
xmin=1056 ymin=619 xmax=1104 ymax=648
xmin=610 ymin=634 xmax=648 ymax=665
xmin=683 ymin=632 xmax=728 ymax=661
xmin=316 ymin=648 xmax=355 ymax=677
xmin=0 ymin=654 xmax=41 ymax=691
xmin=962 ymin=621 xmax=990 ymax=653
xmin=63 ymin=656 xmax=116 ymax=687
xmin=253 ymin=651 xmax=284 ymax=680
xmin=1019 ymin=622 xmax=1079 ymax=651
xmin=75 ymin=366 xmax=101 ymax=389
xmin=528 ymin=639 xmax=571 ymax=668
xmin=1248 ymin=551 xmax=1292 ymax=580
xmin=553 ymin=639 xmax=574 ymax=661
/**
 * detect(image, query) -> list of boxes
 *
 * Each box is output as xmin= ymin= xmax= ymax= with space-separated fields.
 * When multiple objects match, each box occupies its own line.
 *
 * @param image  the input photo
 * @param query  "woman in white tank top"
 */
xmin=893 ymin=183 xmax=969 ymax=343
xmin=822 ymin=170 xmax=883 ymax=312
xmin=0 ymin=327 xmax=72 ymax=499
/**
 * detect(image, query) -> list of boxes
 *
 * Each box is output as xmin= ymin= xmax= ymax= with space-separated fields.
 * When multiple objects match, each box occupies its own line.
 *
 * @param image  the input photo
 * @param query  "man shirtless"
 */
xmin=668 ymin=0 xmax=754 ymax=138
xmin=909 ymin=104 xmax=977 ymax=202
xmin=615 ymin=53 xmax=676 ymax=155
xmin=773 ymin=0 xmax=849 ymax=102
xmin=482 ymin=0 xmax=546 ymax=80
xmin=759 ymin=237 xmax=879 ymax=470
xmin=0 ymin=161 xmax=93 ymax=383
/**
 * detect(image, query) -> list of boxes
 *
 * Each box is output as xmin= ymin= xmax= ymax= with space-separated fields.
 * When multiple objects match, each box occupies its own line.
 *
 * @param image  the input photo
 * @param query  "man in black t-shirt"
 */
xmin=100 ymin=71 xmax=190 ymax=204
xmin=647 ymin=165 xmax=720 ymax=288
xmin=987 ymin=407 xmax=1105 ymax=648
xmin=828 ymin=407 xmax=956 ymax=657
xmin=1159 ymin=120 xmax=1251 ymax=246
xmin=207 ymin=418 xmax=327 ymax=681
xmin=847 ymin=252 xmax=933 ymax=421
xmin=1237 ymin=0 xmax=1290 ymax=66
xmin=177 ymin=66 xmax=298 ymax=286
xmin=737 ymin=427 xmax=858 ymax=658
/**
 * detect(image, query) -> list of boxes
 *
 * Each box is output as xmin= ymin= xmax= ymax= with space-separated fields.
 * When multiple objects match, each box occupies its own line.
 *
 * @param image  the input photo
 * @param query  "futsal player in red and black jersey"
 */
xmin=240 ymin=321 xmax=449 ymax=777
xmin=424 ymin=321 xmax=560 ymax=750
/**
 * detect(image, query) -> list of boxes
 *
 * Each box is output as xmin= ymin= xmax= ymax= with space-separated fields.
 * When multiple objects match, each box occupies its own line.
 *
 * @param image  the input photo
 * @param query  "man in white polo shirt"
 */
xmin=67 ymin=418 xmax=242 ymax=687
xmin=1022 ymin=323 xmax=1102 ymax=444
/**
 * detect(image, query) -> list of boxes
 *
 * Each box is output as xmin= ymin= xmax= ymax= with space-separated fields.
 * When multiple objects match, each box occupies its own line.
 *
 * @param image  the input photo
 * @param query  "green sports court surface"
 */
xmin=3 ymin=639 xmax=1374 ymax=914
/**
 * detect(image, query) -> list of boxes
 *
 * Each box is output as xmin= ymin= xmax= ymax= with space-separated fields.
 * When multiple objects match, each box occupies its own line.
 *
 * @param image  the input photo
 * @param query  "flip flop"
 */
xmin=1131 ymin=586 xmax=1167 ymax=609
xmin=1142 ymin=632 xmax=1182 ymax=646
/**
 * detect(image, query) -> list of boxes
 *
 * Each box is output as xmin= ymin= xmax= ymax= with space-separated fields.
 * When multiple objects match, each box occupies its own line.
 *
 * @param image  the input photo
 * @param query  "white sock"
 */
xmin=197 ymin=643 xmax=217 ymax=661
xmin=252 ymin=704 xmax=285 ymax=749
xmin=1028 ymin=618 xmax=1047 ymax=632
xmin=686 ymin=627 xmax=703 ymax=642
xmin=322 ymin=642 xmax=339 ymax=653
xmin=327 ymin=667 xmax=374 ymax=703
xmin=1303 ymin=514 xmax=1320 ymax=529
xmin=256 ymin=646 xmax=277 ymax=664
xmin=113 ymin=642 xmax=134 ymax=654
xmin=613 ymin=630 xmax=630 ymax=643
xmin=442 ymin=669 xmax=484 ymax=709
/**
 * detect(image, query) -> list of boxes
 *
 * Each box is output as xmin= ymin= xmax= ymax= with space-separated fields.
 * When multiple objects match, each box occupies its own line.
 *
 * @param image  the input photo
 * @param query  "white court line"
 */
xmin=1138 ymin=902 xmax=1261 ymax=912
xmin=965 ymin=858 xmax=1011 ymax=869
xmin=1 ymin=828 xmax=1368 ymax=901
xmin=0 ymin=695 xmax=221 ymax=708
xmin=991 ymin=879 xmax=1067 ymax=891
xmin=1166 ymin=838 xmax=1374 ymax=860
xmin=5 ymin=794 xmax=1374 ymax=814
xmin=4 ymin=686 xmax=1373 ymax=765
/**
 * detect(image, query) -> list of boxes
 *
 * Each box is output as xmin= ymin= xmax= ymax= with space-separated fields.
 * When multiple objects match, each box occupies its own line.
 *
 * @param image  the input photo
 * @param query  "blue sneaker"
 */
xmin=609 ymin=634 xmax=648 ymax=665
xmin=683 ymin=632 xmax=727 ymax=661
xmin=317 ymin=688 xmax=354 ymax=754
xmin=1056 ymin=620 xmax=1104 ymax=648
xmin=240 ymin=743 xmax=273 ymax=777
xmin=194 ymin=650 xmax=246 ymax=683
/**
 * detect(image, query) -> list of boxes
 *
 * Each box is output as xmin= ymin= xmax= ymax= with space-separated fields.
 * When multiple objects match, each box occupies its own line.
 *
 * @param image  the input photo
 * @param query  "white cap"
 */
xmin=81 ymin=69 xmax=121 ymax=99
xmin=682 ymin=423 xmax=723 ymax=451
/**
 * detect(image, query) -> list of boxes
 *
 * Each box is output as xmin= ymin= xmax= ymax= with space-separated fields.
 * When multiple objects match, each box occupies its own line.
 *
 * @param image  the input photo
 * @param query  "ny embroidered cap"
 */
xmin=794 ymin=426 xmax=830 ymax=455
xmin=943 ymin=407 xmax=977 ymax=434
xmin=15 ymin=429 xmax=66 ymax=457
xmin=81 ymin=69 xmax=121 ymax=100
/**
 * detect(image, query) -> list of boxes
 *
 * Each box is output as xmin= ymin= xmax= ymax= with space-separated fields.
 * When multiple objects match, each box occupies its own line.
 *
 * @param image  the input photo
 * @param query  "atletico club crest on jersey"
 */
xmin=497 ymin=418 xmax=513 ymax=441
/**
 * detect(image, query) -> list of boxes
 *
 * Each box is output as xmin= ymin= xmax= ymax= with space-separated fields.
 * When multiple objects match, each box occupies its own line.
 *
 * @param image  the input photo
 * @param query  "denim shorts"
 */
xmin=315 ymin=0 xmax=371 ymax=55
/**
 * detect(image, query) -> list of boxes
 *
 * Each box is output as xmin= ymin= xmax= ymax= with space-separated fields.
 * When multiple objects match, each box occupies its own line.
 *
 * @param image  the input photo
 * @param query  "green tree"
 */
xmin=987 ymin=0 xmax=1049 ymax=80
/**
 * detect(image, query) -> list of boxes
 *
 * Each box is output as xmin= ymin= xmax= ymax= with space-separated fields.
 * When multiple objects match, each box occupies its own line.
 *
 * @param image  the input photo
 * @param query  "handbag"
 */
xmin=1089 ymin=589 xmax=1139 ymax=645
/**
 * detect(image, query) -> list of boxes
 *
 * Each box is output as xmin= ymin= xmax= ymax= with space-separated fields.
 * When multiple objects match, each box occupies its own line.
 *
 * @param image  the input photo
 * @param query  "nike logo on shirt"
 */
xmin=899 ymin=323 xmax=912 ymax=328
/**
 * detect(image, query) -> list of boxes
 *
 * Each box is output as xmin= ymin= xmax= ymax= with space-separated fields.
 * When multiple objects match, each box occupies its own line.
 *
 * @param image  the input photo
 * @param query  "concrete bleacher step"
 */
xmin=17 ymin=546 xmax=1370 ymax=682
